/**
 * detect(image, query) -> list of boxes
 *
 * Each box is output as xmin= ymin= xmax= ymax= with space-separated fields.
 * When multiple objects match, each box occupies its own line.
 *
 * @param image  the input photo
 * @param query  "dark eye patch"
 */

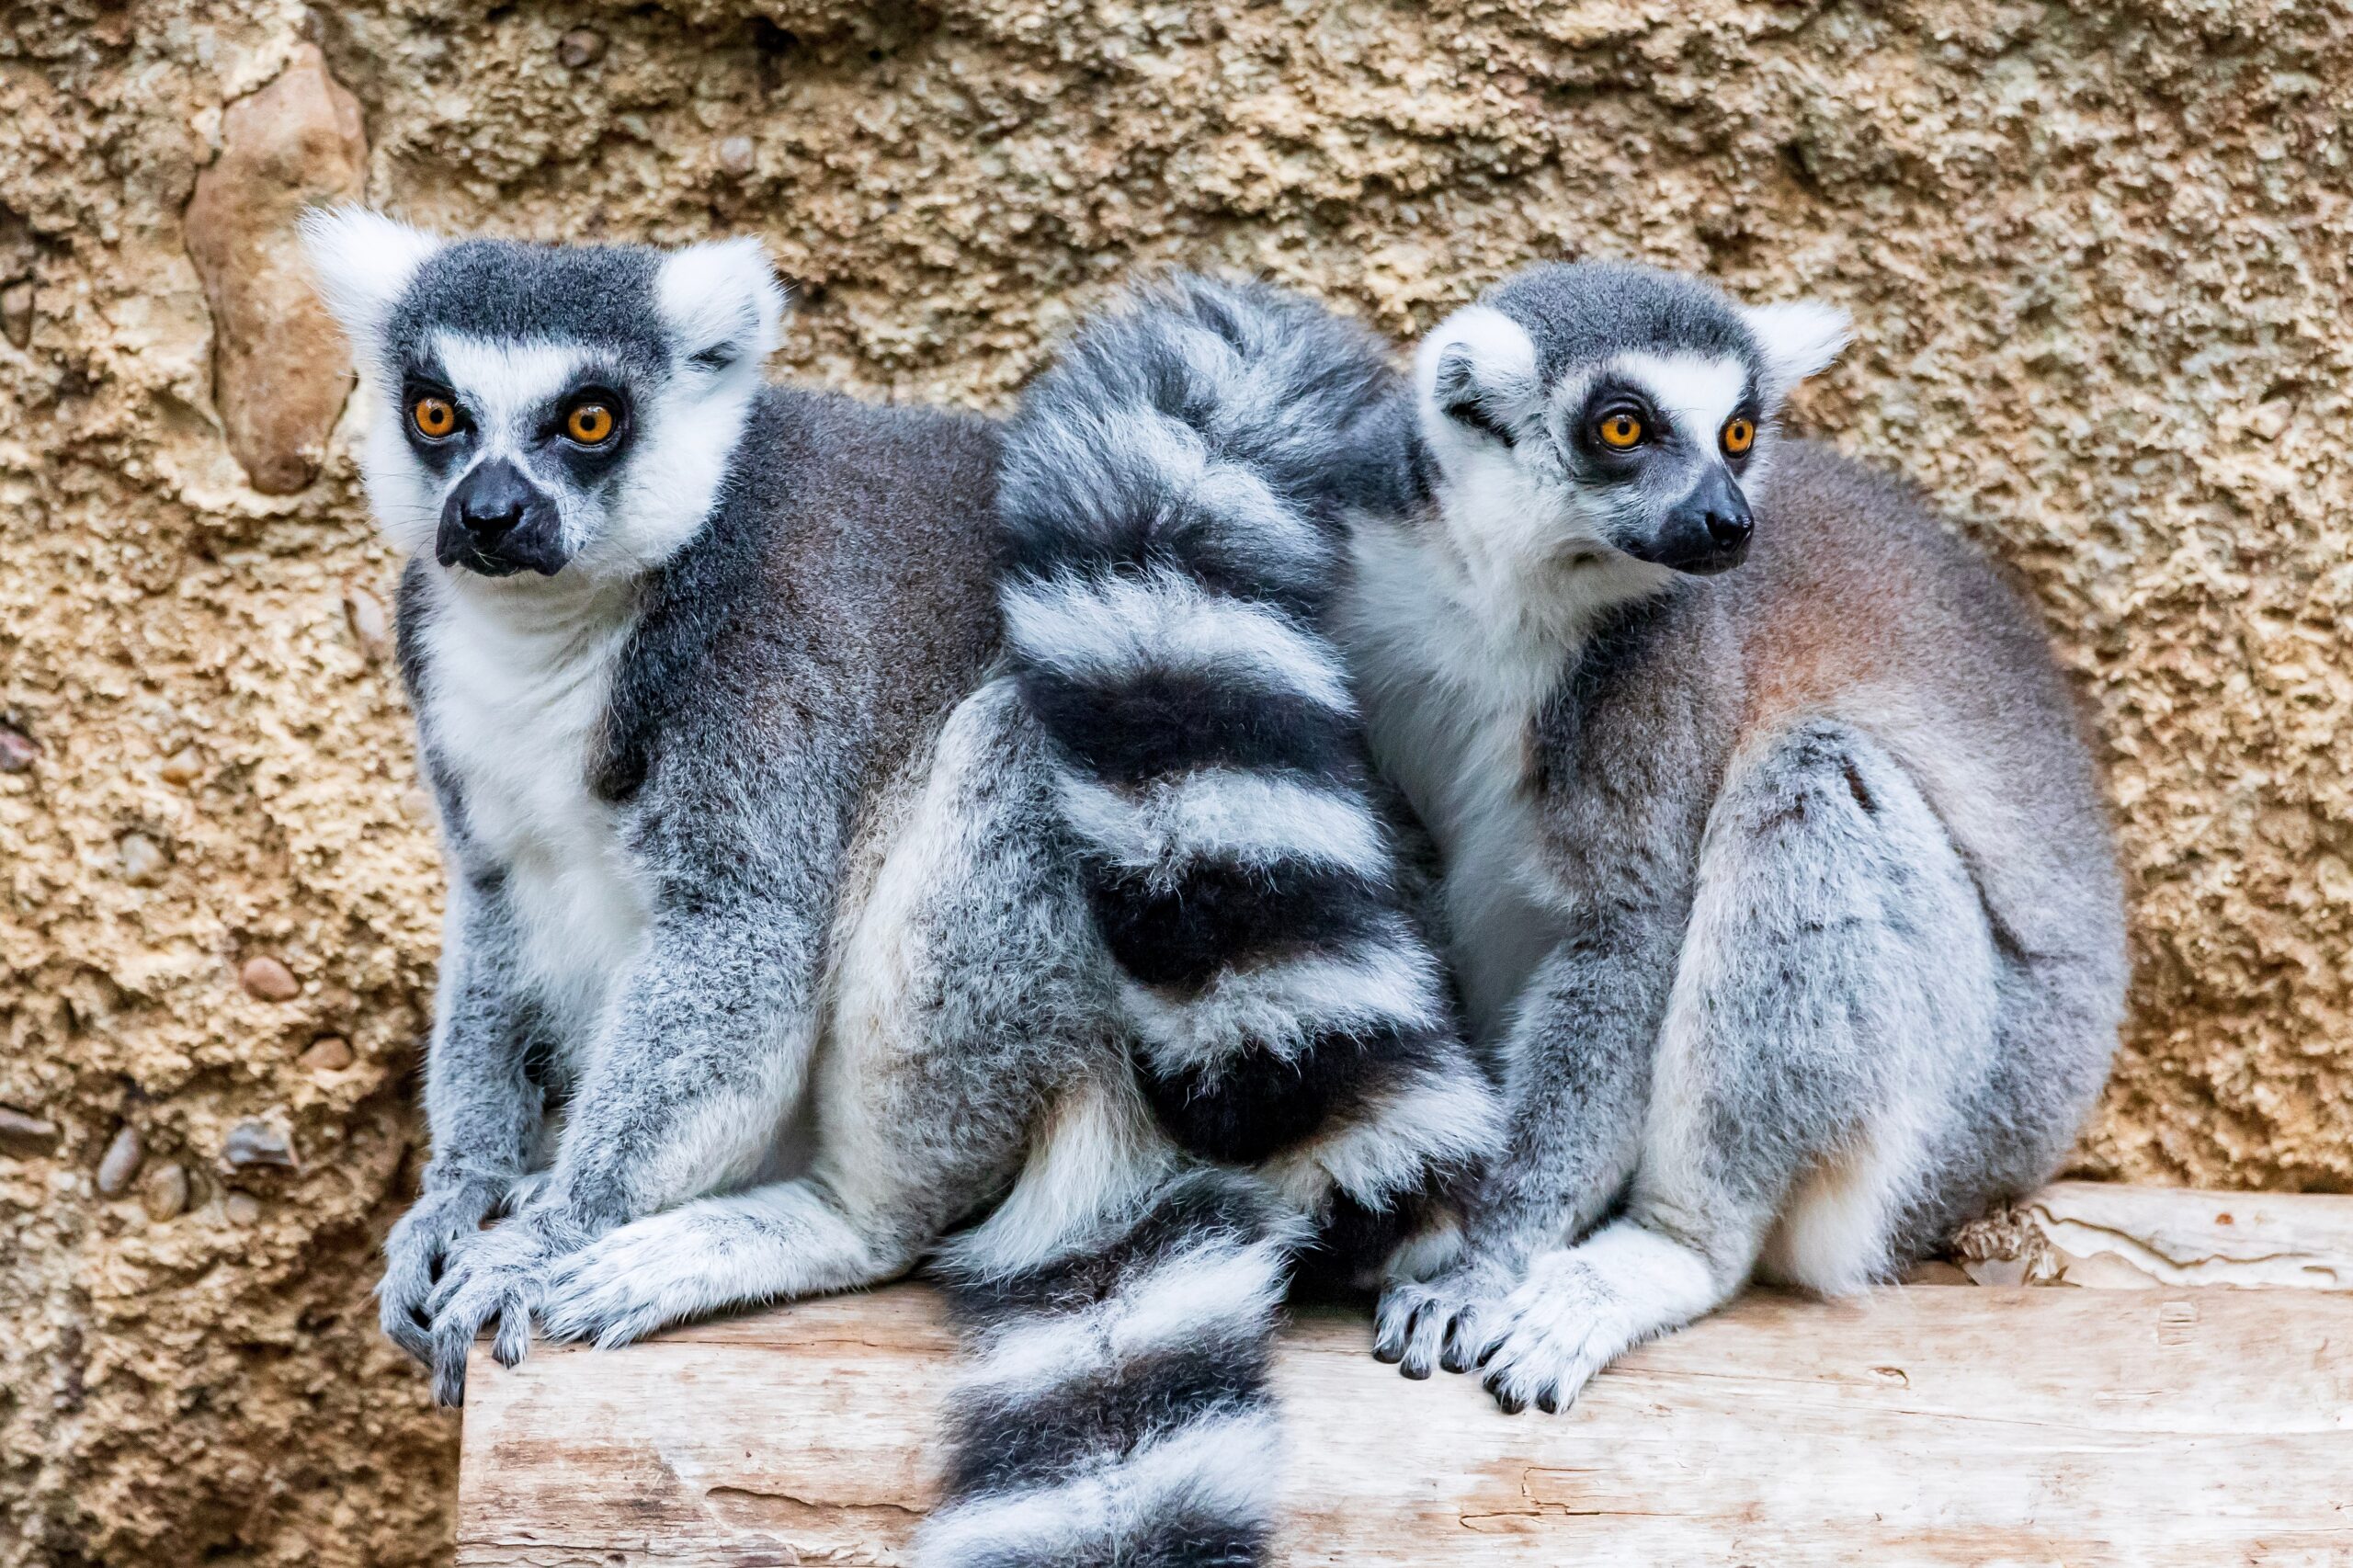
xmin=538 ymin=379 xmax=634 ymax=476
xmin=399 ymin=367 xmax=472 ymax=469
xmin=1574 ymin=381 xmax=1663 ymax=470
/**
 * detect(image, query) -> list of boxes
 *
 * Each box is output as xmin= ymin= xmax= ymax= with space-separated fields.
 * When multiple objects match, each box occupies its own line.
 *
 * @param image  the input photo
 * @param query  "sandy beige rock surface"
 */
xmin=0 ymin=0 xmax=2346 ymax=1562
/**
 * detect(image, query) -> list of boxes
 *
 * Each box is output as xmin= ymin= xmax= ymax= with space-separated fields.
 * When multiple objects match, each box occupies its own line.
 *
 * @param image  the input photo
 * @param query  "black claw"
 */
xmin=1536 ymin=1387 xmax=1560 ymax=1415
xmin=1400 ymin=1358 xmax=1431 ymax=1381
xmin=1476 ymin=1342 xmax=1500 ymax=1369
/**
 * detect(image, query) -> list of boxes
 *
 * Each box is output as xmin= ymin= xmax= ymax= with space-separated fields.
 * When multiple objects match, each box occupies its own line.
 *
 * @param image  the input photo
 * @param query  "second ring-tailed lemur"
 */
xmin=1359 ymin=262 xmax=2127 ymax=1411
xmin=1097 ymin=263 xmax=2122 ymax=1413
xmin=304 ymin=210 xmax=1493 ymax=1566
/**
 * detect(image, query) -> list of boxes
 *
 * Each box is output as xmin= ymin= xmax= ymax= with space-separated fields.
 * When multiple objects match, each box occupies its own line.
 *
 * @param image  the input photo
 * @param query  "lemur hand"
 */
xmin=1373 ymin=1255 xmax=1513 ymax=1381
xmin=378 ymin=1176 xmax=508 ymax=1369
xmin=422 ymin=1198 xmax=589 ymax=1406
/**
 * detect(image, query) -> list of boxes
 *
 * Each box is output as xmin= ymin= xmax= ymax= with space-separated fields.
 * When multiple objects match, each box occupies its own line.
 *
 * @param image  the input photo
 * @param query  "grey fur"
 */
xmin=1313 ymin=261 xmax=2128 ymax=1410
xmin=304 ymin=215 xmax=1395 ymax=1568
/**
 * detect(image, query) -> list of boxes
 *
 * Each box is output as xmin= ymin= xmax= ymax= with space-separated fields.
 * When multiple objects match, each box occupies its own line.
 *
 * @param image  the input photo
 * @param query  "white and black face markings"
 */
xmin=304 ymin=211 xmax=790 ymax=584
xmin=400 ymin=335 xmax=649 ymax=577
xmin=1565 ymin=352 xmax=1756 ymax=474
xmin=1412 ymin=261 xmax=1856 ymax=582
xmin=1558 ymin=352 xmax=1763 ymax=575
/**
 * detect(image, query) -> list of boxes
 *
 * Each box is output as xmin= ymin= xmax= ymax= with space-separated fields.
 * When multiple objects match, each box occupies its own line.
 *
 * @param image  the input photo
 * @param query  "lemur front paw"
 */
xmin=378 ymin=1181 xmax=505 ymax=1367
xmin=424 ymin=1214 xmax=570 ymax=1405
xmin=1373 ymin=1261 xmax=1510 ymax=1381
xmin=539 ymin=1209 xmax=727 ymax=1350
xmin=1477 ymin=1249 xmax=1619 ymax=1415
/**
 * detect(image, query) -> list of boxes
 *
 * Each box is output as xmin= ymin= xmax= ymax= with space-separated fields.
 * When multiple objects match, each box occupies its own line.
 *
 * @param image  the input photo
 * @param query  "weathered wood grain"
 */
xmin=2013 ymin=1180 xmax=2353 ymax=1290
xmin=461 ymin=1276 xmax=2353 ymax=1564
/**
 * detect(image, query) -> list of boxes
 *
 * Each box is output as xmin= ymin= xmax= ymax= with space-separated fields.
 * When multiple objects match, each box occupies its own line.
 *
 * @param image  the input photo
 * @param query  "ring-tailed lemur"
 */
xmin=1352 ymin=262 xmax=2127 ymax=1411
xmin=1088 ymin=264 xmax=2122 ymax=1413
xmin=303 ymin=211 xmax=1491 ymax=1565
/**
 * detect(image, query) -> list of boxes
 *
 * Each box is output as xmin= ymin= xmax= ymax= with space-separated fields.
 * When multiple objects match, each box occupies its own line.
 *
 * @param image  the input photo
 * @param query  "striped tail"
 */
xmin=921 ymin=1168 xmax=1302 ymax=1568
xmin=997 ymin=274 xmax=1499 ymax=1247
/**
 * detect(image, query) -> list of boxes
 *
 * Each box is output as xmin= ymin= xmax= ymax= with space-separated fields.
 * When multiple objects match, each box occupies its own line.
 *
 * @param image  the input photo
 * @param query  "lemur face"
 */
xmin=302 ymin=210 xmax=785 ymax=583
xmin=1415 ymin=261 xmax=1848 ymax=579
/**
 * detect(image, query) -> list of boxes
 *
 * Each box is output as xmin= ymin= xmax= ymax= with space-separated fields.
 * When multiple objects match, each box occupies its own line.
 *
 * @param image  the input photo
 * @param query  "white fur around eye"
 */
xmin=1741 ymin=299 xmax=1851 ymax=396
xmin=1611 ymin=352 xmax=1750 ymax=441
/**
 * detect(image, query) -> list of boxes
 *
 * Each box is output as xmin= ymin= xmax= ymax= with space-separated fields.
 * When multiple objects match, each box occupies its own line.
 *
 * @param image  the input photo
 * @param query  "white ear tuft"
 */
xmin=656 ymin=237 xmax=789 ymax=373
xmin=1742 ymin=299 xmax=1851 ymax=394
xmin=1415 ymin=303 xmax=1539 ymax=446
xmin=299 ymin=205 xmax=442 ymax=358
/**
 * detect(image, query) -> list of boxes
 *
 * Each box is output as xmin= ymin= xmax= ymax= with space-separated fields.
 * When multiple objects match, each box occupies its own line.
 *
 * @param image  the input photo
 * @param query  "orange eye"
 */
xmin=566 ymin=403 xmax=617 ymax=445
xmin=411 ymin=397 xmax=457 ymax=438
xmin=1597 ymin=413 xmax=1643 ymax=449
xmin=1722 ymin=416 xmax=1756 ymax=455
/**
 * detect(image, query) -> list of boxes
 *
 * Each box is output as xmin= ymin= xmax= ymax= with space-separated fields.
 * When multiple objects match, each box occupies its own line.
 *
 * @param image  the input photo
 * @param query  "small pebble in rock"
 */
xmin=159 ymin=745 xmax=203 ymax=786
xmin=239 ymin=955 xmax=301 ymax=1002
xmin=397 ymin=787 xmax=436 ymax=827
xmin=718 ymin=136 xmax=756 ymax=176
xmin=118 ymin=831 xmax=167 ymax=886
xmin=96 ymin=1124 xmax=145 ymax=1195
xmin=0 ymin=1106 xmax=62 ymax=1157
xmin=224 ymin=1192 xmax=263 ymax=1227
xmin=0 ymin=725 xmax=37 ymax=773
xmin=299 ymin=1037 xmax=354 ymax=1074
xmin=556 ymin=27 xmax=607 ymax=67
xmin=343 ymin=585 xmax=392 ymax=663
xmin=221 ymin=1119 xmax=297 ymax=1171
xmin=142 ymin=1161 xmax=191 ymax=1221
xmin=0 ymin=280 xmax=30 ymax=349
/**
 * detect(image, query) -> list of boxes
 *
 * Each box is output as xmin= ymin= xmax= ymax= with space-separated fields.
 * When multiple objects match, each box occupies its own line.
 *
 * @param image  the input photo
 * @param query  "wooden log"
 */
xmin=2005 ymin=1180 xmax=2353 ymax=1290
xmin=458 ymin=1187 xmax=2353 ymax=1564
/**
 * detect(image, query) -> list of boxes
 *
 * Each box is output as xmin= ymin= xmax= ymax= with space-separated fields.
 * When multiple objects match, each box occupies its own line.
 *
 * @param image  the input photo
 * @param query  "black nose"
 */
xmin=451 ymin=460 xmax=534 ymax=541
xmin=1644 ymin=468 xmax=1754 ymax=576
xmin=1703 ymin=499 xmax=1753 ymax=551
xmin=437 ymin=460 xmax=567 ymax=576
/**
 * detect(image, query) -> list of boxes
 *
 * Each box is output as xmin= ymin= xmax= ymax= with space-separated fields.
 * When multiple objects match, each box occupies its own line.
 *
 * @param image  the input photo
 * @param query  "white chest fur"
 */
xmin=1341 ymin=518 xmax=1570 ymax=1046
xmin=419 ymin=576 xmax=653 ymax=1060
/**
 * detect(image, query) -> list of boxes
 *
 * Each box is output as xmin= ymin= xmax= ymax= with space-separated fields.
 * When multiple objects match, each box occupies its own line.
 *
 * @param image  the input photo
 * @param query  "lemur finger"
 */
xmin=1438 ymin=1308 xmax=1486 ymax=1375
xmin=429 ymin=1331 xmax=471 ymax=1408
xmin=491 ymin=1300 xmax=532 ymax=1369
xmin=1482 ymin=1368 xmax=1529 ymax=1415
xmin=1398 ymin=1299 xmax=1454 ymax=1381
xmin=1370 ymin=1292 xmax=1420 ymax=1364
xmin=379 ymin=1288 xmax=434 ymax=1363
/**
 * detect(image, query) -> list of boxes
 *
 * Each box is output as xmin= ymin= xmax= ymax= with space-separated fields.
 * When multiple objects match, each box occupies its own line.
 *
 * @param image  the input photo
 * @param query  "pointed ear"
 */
xmin=1415 ymin=304 xmax=1539 ymax=449
xmin=656 ymin=237 xmax=789 ymax=374
xmin=1742 ymin=299 xmax=1851 ymax=396
xmin=299 ymin=205 xmax=442 ymax=359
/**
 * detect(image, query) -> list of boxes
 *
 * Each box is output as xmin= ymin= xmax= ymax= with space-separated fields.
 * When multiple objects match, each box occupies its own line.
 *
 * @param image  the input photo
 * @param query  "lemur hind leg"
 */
xmin=539 ymin=682 xmax=1118 ymax=1350
xmin=1478 ymin=720 xmax=2000 ymax=1413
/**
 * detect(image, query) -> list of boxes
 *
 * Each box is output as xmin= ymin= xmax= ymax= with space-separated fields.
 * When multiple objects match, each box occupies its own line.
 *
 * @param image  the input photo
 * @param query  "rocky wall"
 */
xmin=1 ymin=0 xmax=2347 ymax=1561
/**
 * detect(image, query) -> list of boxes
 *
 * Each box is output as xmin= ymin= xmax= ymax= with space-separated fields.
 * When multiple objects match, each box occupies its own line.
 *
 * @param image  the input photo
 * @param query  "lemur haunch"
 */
xmin=305 ymin=211 xmax=1491 ymax=1567
xmin=1161 ymin=262 xmax=2122 ymax=1414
